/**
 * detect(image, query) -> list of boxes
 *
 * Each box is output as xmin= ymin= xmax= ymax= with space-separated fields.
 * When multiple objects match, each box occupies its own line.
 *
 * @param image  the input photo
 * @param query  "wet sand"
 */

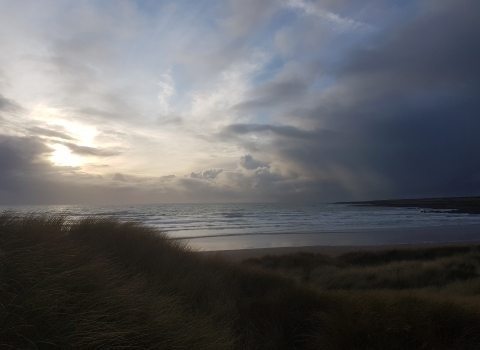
xmin=200 ymin=241 xmax=480 ymax=261
xmin=193 ymin=224 xmax=480 ymax=261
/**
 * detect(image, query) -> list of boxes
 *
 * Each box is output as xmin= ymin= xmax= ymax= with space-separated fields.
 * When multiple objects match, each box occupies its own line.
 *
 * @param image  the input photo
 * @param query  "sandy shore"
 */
xmin=200 ymin=241 xmax=480 ymax=261
xmin=192 ymin=224 xmax=480 ymax=261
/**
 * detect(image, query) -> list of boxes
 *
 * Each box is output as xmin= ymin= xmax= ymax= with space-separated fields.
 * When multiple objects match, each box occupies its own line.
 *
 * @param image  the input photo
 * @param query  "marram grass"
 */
xmin=2 ymin=213 xmax=480 ymax=349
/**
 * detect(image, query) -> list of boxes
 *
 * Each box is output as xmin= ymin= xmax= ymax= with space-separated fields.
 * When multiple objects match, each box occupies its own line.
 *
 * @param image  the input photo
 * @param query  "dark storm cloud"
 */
xmin=0 ymin=134 xmax=55 ymax=201
xmin=59 ymin=142 xmax=121 ymax=157
xmin=0 ymin=135 xmax=51 ymax=172
xmin=340 ymin=1 xmax=480 ymax=87
xmin=255 ymin=0 xmax=480 ymax=199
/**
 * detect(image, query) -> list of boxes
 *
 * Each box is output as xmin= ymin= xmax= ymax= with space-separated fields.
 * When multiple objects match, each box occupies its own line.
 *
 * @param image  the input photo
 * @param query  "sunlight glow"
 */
xmin=50 ymin=143 xmax=83 ymax=167
xmin=31 ymin=104 xmax=98 ymax=146
xmin=30 ymin=104 xmax=101 ymax=167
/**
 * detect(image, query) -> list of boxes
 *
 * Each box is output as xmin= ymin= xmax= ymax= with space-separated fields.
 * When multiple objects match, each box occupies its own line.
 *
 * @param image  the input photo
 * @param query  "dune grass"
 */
xmin=243 ymin=246 xmax=480 ymax=289
xmin=2 ymin=213 xmax=480 ymax=349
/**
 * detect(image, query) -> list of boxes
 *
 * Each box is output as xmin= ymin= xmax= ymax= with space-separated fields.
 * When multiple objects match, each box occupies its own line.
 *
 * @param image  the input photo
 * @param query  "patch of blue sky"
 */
xmin=268 ymin=7 xmax=300 ymax=33
xmin=331 ymin=0 xmax=419 ymax=26
xmin=243 ymin=8 xmax=298 ymax=48
xmin=251 ymin=56 xmax=285 ymax=86
xmin=244 ymin=11 xmax=302 ymax=87
xmin=130 ymin=0 xmax=160 ymax=13
xmin=131 ymin=0 xmax=221 ymax=39
xmin=248 ymin=8 xmax=299 ymax=48
xmin=133 ymin=0 xmax=214 ymax=18
xmin=311 ymin=76 xmax=336 ymax=92
xmin=252 ymin=110 xmax=277 ymax=125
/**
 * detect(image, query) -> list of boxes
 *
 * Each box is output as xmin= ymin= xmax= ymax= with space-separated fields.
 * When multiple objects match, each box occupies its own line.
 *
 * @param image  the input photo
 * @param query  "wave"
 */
xmin=3 ymin=203 xmax=480 ymax=241
xmin=222 ymin=213 xmax=244 ymax=218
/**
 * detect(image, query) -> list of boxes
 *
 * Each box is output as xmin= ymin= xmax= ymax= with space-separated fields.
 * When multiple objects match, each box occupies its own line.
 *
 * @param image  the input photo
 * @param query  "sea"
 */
xmin=2 ymin=203 xmax=480 ymax=250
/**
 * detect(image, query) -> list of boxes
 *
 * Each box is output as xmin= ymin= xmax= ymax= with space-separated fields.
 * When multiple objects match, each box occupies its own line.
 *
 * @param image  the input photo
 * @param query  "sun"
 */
xmin=30 ymin=104 xmax=100 ymax=167
xmin=50 ymin=143 xmax=83 ymax=167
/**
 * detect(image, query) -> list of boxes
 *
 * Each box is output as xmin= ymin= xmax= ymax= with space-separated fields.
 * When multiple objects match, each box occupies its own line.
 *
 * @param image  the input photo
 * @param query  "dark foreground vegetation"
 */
xmin=337 ymin=196 xmax=480 ymax=214
xmin=2 ymin=213 xmax=480 ymax=349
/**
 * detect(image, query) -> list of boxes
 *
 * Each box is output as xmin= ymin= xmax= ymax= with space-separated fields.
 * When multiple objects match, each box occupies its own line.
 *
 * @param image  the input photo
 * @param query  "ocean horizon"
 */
xmin=3 ymin=202 xmax=480 ymax=250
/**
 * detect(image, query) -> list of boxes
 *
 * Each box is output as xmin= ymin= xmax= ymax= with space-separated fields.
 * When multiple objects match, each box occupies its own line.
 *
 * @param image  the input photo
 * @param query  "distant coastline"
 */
xmin=336 ymin=196 xmax=480 ymax=215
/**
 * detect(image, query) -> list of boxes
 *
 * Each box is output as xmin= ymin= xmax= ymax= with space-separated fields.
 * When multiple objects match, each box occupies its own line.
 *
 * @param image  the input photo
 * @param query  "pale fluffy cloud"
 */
xmin=157 ymin=70 xmax=176 ymax=115
xmin=286 ymin=0 xmax=373 ymax=32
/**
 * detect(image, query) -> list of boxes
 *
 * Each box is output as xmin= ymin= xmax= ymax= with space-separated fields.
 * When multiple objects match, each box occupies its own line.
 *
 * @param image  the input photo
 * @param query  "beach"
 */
xmin=195 ymin=224 xmax=480 ymax=259
xmin=202 ymin=241 xmax=480 ymax=261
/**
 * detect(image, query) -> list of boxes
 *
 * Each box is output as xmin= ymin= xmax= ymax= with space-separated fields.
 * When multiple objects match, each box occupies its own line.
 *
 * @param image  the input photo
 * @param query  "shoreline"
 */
xmin=200 ymin=240 xmax=480 ymax=261
xmin=191 ymin=224 xmax=480 ymax=258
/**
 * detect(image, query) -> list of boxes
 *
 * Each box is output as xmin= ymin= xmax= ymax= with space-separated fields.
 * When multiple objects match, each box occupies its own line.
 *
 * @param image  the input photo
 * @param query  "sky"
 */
xmin=0 ymin=0 xmax=479 ymax=205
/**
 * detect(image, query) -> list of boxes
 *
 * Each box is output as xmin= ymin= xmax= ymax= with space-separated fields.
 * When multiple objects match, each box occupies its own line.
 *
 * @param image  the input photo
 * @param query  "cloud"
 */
xmin=224 ymin=123 xmax=316 ymax=139
xmin=219 ymin=0 xmax=279 ymax=39
xmin=254 ymin=0 xmax=480 ymax=199
xmin=0 ymin=94 xmax=23 ymax=113
xmin=157 ymin=115 xmax=183 ymax=125
xmin=233 ymin=78 xmax=308 ymax=110
xmin=205 ymin=0 xmax=480 ymax=201
xmin=59 ymin=142 xmax=121 ymax=157
xmin=187 ymin=51 xmax=269 ymax=125
xmin=0 ymin=0 xmax=479 ymax=204
xmin=189 ymin=168 xmax=224 ymax=179
xmin=238 ymin=154 xmax=269 ymax=170
xmin=286 ymin=0 xmax=373 ymax=32
xmin=0 ymin=134 xmax=61 ymax=202
xmin=157 ymin=70 xmax=176 ymax=115
xmin=0 ymin=134 xmax=178 ymax=205
xmin=0 ymin=135 xmax=51 ymax=171
xmin=28 ymin=126 xmax=77 ymax=141
xmin=179 ymin=155 xmax=315 ymax=202
xmin=336 ymin=4 xmax=480 ymax=96
xmin=112 ymin=173 xmax=126 ymax=182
